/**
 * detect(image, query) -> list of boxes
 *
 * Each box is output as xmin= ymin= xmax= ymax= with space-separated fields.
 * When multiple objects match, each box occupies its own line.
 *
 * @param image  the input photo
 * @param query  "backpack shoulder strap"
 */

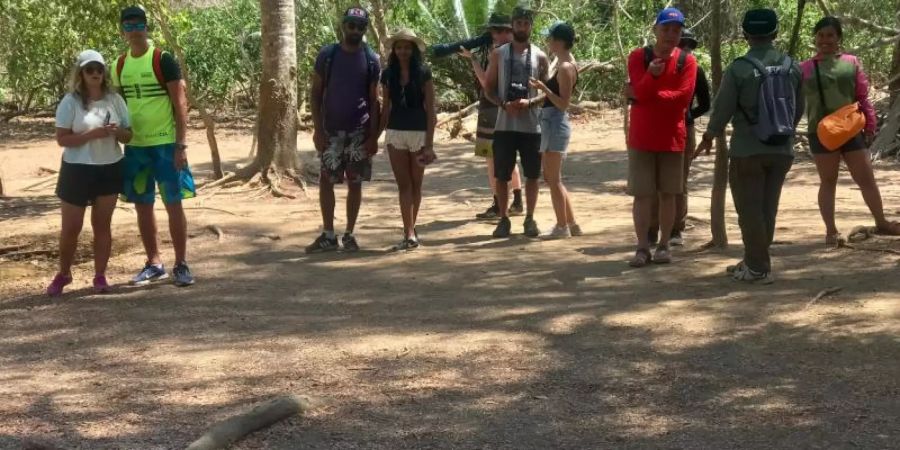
xmin=116 ymin=54 xmax=127 ymax=87
xmin=813 ymin=59 xmax=829 ymax=111
xmin=363 ymin=44 xmax=379 ymax=85
xmin=780 ymin=55 xmax=793 ymax=73
xmin=152 ymin=48 xmax=167 ymax=92
xmin=323 ymin=43 xmax=340 ymax=88
xmin=676 ymin=48 xmax=688 ymax=73
xmin=643 ymin=46 xmax=653 ymax=69
xmin=737 ymin=55 xmax=768 ymax=75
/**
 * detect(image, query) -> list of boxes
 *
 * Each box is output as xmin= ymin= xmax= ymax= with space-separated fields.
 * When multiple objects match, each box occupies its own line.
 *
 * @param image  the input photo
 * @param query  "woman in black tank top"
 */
xmin=530 ymin=22 xmax=582 ymax=239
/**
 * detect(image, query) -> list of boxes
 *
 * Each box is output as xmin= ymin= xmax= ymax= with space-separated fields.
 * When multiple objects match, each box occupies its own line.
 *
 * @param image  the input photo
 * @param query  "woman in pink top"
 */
xmin=800 ymin=17 xmax=900 ymax=246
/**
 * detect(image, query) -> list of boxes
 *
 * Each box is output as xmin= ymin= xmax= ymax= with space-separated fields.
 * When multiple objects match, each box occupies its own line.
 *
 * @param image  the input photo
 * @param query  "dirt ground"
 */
xmin=1 ymin=113 xmax=898 ymax=449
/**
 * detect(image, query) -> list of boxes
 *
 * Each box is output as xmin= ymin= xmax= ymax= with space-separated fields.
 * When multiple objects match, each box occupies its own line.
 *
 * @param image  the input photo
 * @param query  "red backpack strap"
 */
xmin=152 ymin=48 xmax=167 ymax=92
xmin=116 ymin=54 xmax=127 ymax=87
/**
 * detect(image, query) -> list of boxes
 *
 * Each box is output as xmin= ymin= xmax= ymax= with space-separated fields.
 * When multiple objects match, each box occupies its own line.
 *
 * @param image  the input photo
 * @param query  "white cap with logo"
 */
xmin=76 ymin=50 xmax=106 ymax=68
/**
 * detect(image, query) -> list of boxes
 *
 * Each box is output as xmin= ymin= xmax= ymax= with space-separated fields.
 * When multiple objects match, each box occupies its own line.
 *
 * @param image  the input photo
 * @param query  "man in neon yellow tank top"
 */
xmin=115 ymin=6 xmax=195 ymax=287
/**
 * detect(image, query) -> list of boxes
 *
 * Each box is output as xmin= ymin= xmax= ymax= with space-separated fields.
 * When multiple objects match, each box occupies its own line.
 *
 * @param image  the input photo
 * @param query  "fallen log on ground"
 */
xmin=185 ymin=395 xmax=313 ymax=450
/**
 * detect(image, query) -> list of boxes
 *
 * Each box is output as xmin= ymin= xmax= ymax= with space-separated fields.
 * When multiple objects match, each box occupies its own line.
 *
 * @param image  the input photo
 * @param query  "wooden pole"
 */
xmin=709 ymin=0 xmax=728 ymax=248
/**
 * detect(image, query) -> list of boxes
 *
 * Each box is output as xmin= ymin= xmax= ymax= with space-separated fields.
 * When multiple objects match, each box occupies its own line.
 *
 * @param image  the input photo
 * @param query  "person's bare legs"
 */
xmin=90 ymin=194 xmax=117 ymax=275
xmin=164 ymin=201 xmax=187 ymax=263
xmin=658 ymin=193 xmax=676 ymax=247
xmin=346 ymin=180 xmax=362 ymax=235
xmin=525 ymin=177 xmax=539 ymax=216
xmin=486 ymin=158 xmax=498 ymax=194
xmin=843 ymin=150 xmax=893 ymax=229
xmin=389 ymin=146 xmax=415 ymax=238
xmin=496 ymin=179 xmax=510 ymax=217
xmin=135 ymin=203 xmax=161 ymax=265
xmin=562 ymin=184 xmax=576 ymax=226
xmin=510 ymin=164 xmax=522 ymax=192
xmin=319 ymin=173 xmax=336 ymax=232
xmin=813 ymin=152 xmax=841 ymax=237
xmin=487 ymin=159 xmax=521 ymax=197
xmin=409 ymin=151 xmax=426 ymax=233
xmin=542 ymin=152 xmax=568 ymax=227
xmin=58 ymin=201 xmax=86 ymax=277
xmin=633 ymin=195 xmax=654 ymax=250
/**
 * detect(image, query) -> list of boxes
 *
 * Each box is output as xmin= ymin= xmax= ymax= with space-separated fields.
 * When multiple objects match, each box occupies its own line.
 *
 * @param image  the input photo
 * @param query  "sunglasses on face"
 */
xmin=122 ymin=22 xmax=147 ymax=32
xmin=83 ymin=65 xmax=104 ymax=75
xmin=345 ymin=22 xmax=367 ymax=32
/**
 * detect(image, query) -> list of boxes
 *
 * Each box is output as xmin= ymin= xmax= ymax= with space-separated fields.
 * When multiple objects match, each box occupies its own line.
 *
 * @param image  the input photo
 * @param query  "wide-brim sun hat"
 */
xmin=386 ymin=28 xmax=427 ymax=53
xmin=485 ymin=13 xmax=513 ymax=30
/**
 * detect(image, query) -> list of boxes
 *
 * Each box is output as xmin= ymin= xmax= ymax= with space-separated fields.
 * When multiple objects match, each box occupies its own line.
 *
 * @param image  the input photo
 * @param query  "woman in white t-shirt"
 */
xmin=46 ymin=50 xmax=132 ymax=296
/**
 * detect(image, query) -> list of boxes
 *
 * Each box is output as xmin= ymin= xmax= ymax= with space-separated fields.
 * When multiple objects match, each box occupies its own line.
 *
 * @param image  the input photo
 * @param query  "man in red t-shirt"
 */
xmin=625 ymin=7 xmax=697 ymax=267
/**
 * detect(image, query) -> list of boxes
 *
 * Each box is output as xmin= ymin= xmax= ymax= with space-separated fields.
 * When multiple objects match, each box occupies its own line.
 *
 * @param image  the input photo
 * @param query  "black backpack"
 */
xmin=322 ymin=43 xmax=379 ymax=90
xmin=643 ymin=46 xmax=688 ymax=73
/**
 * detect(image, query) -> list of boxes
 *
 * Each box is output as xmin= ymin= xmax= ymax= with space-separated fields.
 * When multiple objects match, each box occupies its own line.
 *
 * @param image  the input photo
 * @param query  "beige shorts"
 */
xmin=386 ymin=129 xmax=426 ymax=152
xmin=627 ymin=149 xmax=685 ymax=197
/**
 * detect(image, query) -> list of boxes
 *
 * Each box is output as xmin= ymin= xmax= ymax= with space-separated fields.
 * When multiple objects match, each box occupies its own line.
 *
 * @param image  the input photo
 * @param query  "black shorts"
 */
xmin=809 ymin=132 xmax=866 ymax=155
xmin=56 ymin=159 xmax=124 ymax=207
xmin=493 ymin=131 xmax=542 ymax=181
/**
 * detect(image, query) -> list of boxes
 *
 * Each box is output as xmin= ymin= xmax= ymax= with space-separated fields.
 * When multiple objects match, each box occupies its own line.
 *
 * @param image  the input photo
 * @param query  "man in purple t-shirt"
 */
xmin=307 ymin=7 xmax=381 ymax=253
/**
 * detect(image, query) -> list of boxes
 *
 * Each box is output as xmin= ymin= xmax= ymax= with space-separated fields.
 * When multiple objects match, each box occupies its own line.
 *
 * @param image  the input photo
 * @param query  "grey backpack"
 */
xmin=737 ymin=55 xmax=796 ymax=146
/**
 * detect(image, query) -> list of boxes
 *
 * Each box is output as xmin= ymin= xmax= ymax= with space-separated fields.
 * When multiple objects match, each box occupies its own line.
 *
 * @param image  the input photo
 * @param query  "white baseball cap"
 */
xmin=76 ymin=50 xmax=106 ymax=68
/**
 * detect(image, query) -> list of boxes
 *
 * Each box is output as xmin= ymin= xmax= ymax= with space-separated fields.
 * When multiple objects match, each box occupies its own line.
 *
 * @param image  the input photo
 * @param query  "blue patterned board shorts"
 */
xmin=321 ymin=128 xmax=372 ymax=184
xmin=122 ymin=144 xmax=196 ymax=205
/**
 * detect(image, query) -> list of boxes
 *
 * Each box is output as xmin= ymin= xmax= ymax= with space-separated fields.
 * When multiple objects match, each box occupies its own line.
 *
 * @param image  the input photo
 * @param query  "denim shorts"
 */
xmin=540 ymin=107 xmax=571 ymax=154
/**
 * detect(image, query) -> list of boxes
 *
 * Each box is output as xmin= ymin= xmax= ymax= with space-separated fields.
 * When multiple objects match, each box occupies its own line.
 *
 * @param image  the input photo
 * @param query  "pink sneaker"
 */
xmin=93 ymin=274 xmax=111 ymax=293
xmin=46 ymin=274 xmax=72 ymax=297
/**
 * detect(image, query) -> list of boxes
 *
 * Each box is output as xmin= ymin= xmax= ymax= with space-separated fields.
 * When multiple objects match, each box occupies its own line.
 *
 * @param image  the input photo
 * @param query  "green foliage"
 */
xmin=1 ymin=0 xmax=897 ymax=115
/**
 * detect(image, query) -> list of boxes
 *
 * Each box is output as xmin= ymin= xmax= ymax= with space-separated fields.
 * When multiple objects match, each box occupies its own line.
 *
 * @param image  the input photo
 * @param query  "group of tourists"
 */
xmin=46 ymin=4 xmax=898 ymax=295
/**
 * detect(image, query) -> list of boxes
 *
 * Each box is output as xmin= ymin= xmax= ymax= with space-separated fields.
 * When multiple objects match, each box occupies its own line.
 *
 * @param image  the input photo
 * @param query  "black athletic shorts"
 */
xmin=809 ymin=132 xmax=866 ymax=155
xmin=56 ymin=159 xmax=124 ymax=207
xmin=493 ymin=131 xmax=542 ymax=181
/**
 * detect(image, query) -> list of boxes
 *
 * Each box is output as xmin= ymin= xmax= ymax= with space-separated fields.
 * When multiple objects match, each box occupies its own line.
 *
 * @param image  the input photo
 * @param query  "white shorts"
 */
xmin=385 ymin=129 xmax=426 ymax=152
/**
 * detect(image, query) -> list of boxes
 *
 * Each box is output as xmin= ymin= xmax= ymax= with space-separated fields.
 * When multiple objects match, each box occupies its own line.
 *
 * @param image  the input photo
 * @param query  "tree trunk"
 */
xmin=891 ymin=1 xmax=900 ymax=103
xmin=370 ymin=0 xmax=389 ymax=59
xmin=152 ymin=1 xmax=225 ymax=179
xmin=0 ymin=173 xmax=5 ymax=197
xmin=788 ymin=0 xmax=808 ymax=57
xmin=709 ymin=0 xmax=728 ymax=248
xmin=247 ymin=0 xmax=300 ymax=194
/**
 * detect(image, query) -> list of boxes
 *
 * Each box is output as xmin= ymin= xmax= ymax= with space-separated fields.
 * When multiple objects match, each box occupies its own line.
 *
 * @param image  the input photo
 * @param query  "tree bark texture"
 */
xmin=709 ymin=0 xmax=728 ymax=248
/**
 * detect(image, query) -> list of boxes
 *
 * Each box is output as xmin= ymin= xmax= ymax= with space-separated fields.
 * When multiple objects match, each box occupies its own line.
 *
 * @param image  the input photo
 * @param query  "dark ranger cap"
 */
xmin=742 ymin=8 xmax=779 ymax=36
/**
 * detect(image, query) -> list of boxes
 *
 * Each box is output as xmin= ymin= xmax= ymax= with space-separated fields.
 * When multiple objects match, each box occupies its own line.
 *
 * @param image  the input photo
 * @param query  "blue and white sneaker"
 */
xmin=172 ymin=262 xmax=195 ymax=287
xmin=131 ymin=263 xmax=168 ymax=285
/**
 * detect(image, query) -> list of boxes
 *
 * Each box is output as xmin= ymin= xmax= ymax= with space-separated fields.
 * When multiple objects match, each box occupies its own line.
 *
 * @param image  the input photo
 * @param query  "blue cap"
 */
xmin=656 ymin=7 xmax=685 ymax=26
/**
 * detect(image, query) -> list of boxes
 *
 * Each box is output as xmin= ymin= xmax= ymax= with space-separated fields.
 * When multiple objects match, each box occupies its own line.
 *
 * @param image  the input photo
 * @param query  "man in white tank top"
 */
xmin=484 ymin=6 xmax=550 ymax=238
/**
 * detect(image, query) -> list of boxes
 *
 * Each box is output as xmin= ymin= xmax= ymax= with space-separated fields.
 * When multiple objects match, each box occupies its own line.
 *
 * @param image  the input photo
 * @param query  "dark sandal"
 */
xmin=876 ymin=221 xmax=900 ymax=236
xmin=628 ymin=248 xmax=652 ymax=268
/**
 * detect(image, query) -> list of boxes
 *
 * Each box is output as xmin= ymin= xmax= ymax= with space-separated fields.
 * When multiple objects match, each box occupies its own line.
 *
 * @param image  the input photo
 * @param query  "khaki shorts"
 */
xmin=627 ymin=149 xmax=685 ymax=196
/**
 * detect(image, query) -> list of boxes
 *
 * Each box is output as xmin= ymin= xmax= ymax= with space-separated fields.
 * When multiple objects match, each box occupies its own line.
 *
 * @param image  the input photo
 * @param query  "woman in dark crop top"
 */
xmin=379 ymin=29 xmax=437 ymax=251
xmin=530 ymin=22 xmax=581 ymax=239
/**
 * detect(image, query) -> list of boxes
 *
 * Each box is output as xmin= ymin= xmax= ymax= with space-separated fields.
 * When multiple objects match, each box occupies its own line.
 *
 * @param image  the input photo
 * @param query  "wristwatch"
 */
xmin=175 ymin=143 xmax=188 ymax=151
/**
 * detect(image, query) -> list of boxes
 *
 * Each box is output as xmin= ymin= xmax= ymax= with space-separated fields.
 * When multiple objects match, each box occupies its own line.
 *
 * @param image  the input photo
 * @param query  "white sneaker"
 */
xmin=543 ymin=225 xmax=571 ymax=240
xmin=568 ymin=223 xmax=584 ymax=237
xmin=731 ymin=264 xmax=774 ymax=284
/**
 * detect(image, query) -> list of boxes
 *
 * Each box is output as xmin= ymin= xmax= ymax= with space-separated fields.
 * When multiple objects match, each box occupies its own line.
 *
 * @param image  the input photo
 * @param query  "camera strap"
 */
xmin=506 ymin=43 xmax=532 ymax=96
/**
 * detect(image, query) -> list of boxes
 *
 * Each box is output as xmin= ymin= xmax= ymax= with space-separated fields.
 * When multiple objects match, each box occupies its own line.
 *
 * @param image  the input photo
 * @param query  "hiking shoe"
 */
xmin=93 ymin=274 xmax=111 ymax=294
xmin=341 ymin=233 xmax=360 ymax=252
xmin=569 ymin=223 xmax=584 ymax=237
xmin=726 ymin=261 xmax=744 ymax=274
xmin=509 ymin=201 xmax=524 ymax=216
xmin=732 ymin=264 xmax=774 ymax=284
xmin=46 ymin=273 xmax=72 ymax=297
xmin=669 ymin=230 xmax=684 ymax=247
xmin=543 ymin=225 xmax=571 ymax=240
xmin=493 ymin=217 xmax=512 ymax=238
xmin=629 ymin=248 xmax=652 ymax=268
xmin=523 ymin=217 xmax=541 ymax=238
xmin=392 ymin=237 xmax=420 ymax=251
xmin=131 ymin=263 xmax=168 ymax=285
xmin=476 ymin=203 xmax=499 ymax=220
xmin=653 ymin=246 xmax=672 ymax=264
xmin=648 ymin=228 xmax=659 ymax=245
xmin=173 ymin=262 xmax=195 ymax=287
xmin=305 ymin=233 xmax=339 ymax=254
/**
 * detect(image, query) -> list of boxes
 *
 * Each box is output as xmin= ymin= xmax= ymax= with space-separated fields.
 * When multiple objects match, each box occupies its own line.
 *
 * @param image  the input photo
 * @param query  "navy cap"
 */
xmin=742 ymin=9 xmax=778 ymax=36
xmin=343 ymin=6 xmax=369 ymax=24
xmin=121 ymin=5 xmax=147 ymax=23
xmin=512 ymin=6 xmax=535 ymax=22
xmin=656 ymin=7 xmax=685 ymax=26
xmin=544 ymin=22 xmax=576 ymax=46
